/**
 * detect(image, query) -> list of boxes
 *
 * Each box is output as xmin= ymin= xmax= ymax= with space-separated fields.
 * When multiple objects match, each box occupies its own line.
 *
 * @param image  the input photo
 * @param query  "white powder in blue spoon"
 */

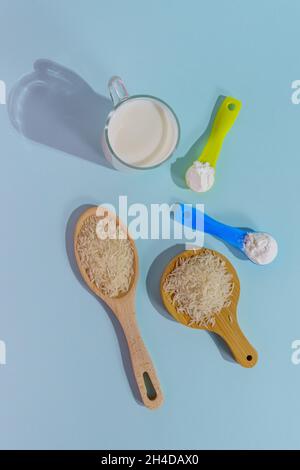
xmin=243 ymin=232 xmax=278 ymax=265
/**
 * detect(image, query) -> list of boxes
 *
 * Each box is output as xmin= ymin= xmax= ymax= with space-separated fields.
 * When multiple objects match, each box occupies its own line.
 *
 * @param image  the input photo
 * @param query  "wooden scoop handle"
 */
xmin=118 ymin=313 xmax=163 ymax=409
xmin=213 ymin=313 xmax=258 ymax=368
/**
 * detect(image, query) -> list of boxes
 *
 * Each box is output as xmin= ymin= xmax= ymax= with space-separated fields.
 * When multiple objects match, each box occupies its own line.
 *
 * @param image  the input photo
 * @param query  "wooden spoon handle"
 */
xmin=118 ymin=313 xmax=163 ymax=409
xmin=214 ymin=314 xmax=258 ymax=368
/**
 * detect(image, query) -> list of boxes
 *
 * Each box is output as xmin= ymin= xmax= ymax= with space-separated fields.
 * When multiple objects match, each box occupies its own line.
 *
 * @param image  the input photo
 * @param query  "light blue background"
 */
xmin=0 ymin=0 xmax=299 ymax=450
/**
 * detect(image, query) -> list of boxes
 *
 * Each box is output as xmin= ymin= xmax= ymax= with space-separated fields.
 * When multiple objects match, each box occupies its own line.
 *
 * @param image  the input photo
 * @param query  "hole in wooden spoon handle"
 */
xmin=139 ymin=367 xmax=163 ymax=409
xmin=143 ymin=372 xmax=157 ymax=401
xmin=140 ymin=369 xmax=163 ymax=410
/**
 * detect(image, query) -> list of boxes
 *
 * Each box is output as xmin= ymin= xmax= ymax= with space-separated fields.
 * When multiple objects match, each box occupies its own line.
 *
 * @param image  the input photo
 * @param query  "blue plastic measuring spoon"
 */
xmin=172 ymin=203 xmax=278 ymax=265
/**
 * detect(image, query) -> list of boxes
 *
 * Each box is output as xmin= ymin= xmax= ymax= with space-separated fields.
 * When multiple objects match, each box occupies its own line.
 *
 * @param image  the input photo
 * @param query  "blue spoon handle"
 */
xmin=173 ymin=203 xmax=248 ymax=250
xmin=204 ymin=213 xmax=247 ymax=250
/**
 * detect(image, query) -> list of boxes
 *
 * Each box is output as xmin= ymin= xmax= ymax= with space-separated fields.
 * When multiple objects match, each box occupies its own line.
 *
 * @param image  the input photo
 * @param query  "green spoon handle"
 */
xmin=199 ymin=97 xmax=242 ymax=168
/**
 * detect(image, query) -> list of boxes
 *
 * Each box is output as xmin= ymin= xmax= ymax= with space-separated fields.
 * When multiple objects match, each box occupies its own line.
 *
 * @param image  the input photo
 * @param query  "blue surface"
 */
xmin=0 ymin=0 xmax=299 ymax=450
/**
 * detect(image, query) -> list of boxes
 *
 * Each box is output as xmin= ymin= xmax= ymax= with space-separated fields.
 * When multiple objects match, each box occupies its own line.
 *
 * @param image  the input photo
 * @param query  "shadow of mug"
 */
xmin=7 ymin=59 xmax=113 ymax=168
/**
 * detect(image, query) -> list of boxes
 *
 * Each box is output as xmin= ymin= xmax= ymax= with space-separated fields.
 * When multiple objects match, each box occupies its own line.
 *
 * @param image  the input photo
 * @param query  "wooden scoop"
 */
xmin=74 ymin=206 xmax=163 ymax=409
xmin=160 ymin=248 xmax=258 ymax=368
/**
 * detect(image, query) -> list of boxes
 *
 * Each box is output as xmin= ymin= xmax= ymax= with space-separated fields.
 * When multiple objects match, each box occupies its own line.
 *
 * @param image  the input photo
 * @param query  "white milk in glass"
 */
xmin=107 ymin=98 xmax=179 ymax=168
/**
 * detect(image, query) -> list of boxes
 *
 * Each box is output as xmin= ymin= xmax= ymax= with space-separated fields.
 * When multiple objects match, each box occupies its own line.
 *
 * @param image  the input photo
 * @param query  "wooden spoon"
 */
xmin=74 ymin=206 xmax=163 ymax=409
xmin=160 ymin=248 xmax=258 ymax=368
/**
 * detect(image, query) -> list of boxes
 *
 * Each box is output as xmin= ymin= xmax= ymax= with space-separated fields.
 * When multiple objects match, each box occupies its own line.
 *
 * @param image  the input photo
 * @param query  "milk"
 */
xmin=107 ymin=98 xmax=179 ymax=168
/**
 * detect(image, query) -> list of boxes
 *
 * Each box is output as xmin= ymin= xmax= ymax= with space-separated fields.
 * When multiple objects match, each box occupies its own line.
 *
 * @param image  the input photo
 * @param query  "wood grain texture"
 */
xmin=160 ymin=248 xmax=258 ymax=368
xmin=74 ymin=206 xmax=163 ymax=409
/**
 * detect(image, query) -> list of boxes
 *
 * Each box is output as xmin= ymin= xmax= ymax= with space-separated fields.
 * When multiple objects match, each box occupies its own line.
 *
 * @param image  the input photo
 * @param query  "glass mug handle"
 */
xmin=108 ymin=76 xmax=129 ymax=107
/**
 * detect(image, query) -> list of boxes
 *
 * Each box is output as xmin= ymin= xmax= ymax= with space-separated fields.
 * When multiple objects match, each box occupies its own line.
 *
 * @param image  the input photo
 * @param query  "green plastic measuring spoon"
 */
xmin=185 ymin=96 xmax=242 ymax=193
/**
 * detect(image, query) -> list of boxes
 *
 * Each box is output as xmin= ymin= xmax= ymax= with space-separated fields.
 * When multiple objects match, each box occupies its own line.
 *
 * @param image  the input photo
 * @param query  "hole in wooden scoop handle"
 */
xmin=118 ymin=313 xmax=163 ymax=409
xmin=213 ymin=315 xmax=258 ymax=368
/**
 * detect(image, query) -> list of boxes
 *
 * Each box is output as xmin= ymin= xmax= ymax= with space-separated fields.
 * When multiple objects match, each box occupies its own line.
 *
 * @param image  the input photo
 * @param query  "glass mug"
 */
xmin=102 ymin=76 xmax=180 ymax=170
